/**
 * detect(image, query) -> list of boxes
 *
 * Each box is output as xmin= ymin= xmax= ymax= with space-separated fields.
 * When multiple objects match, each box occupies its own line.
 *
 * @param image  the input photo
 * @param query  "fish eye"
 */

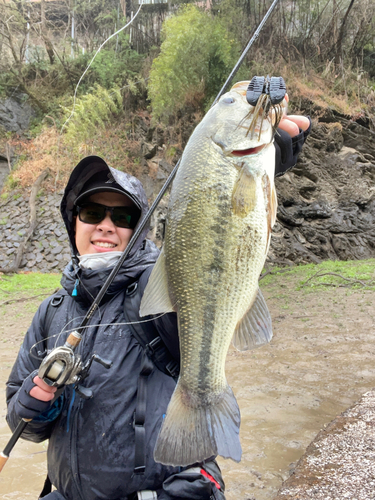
xmin=221 ymin=96 xmax=235 ymax=104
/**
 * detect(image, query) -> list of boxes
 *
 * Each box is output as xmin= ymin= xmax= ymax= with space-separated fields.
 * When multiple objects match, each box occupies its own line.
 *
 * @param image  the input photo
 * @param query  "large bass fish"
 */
xmin=140 ymin=81 xmax=286 ymax=466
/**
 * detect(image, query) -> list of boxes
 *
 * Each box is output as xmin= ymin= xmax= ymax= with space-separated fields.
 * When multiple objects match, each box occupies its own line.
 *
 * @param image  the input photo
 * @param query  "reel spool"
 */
xmin=38 ymin=345 xmax=83 ymax=387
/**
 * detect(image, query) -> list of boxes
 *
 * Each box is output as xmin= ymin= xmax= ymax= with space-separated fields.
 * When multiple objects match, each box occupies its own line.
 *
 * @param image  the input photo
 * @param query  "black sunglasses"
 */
xmin=75 ymin=202 xmax=140 ymax=229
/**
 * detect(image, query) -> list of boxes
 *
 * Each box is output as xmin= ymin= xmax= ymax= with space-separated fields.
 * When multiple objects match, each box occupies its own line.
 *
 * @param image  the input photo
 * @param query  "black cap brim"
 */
xmin=74 ymin=186 xmax=132 ymax=206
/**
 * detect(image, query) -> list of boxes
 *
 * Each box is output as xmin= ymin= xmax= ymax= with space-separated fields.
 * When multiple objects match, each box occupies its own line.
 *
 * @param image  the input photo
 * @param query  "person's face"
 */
xmin=75 ymin=191 xmax=135 ymax=255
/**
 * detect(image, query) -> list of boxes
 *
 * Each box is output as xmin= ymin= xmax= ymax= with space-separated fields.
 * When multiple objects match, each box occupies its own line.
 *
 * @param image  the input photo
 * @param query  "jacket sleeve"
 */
xmin=6 ymin=296 xmax=64 ymax=443
xmin=158 ymin=460 xmax=226 ymax=500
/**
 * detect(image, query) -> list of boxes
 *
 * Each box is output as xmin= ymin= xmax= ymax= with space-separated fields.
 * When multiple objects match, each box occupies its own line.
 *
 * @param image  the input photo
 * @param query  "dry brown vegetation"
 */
xmin=3 ymin=62 xmax=373 ymax=197
xmin=1 ymin=109 xmax=190 ymax=194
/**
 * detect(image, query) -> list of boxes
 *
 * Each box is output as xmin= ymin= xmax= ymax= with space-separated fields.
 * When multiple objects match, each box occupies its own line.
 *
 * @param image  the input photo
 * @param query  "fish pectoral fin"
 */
xmin=232 ymin=287 xmax=273 ymax=351
xmin=139 ymin=248 xmax=175 ymax=317
xmin=232 ymin=164 xmax=257 ymax=216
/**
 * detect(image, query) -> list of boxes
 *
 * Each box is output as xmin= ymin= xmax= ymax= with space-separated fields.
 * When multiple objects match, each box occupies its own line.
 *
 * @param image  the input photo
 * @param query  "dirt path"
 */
xmin=0 ymin=275 xmax=375 ymax=499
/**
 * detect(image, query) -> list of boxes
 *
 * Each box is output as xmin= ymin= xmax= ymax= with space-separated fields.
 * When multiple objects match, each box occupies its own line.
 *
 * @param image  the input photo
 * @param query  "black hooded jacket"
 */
xmin=6 ymin=157 xmax=225 ymax=500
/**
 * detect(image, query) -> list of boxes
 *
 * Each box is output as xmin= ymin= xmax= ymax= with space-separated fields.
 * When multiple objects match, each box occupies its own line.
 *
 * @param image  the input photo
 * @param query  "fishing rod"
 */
xmin=212 ymin=0 xmax=280 ymax=106
xmin=0 ymin=0 xmax=280 ymax=474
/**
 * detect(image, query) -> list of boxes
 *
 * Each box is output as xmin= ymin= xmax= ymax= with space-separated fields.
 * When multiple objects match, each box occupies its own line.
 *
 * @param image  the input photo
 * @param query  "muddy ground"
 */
xmin=0 ymin=272 xmax=375 ymax=500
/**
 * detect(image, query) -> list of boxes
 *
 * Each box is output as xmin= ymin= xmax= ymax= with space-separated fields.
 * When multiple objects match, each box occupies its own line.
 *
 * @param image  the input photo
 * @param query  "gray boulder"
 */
xmin=0 ymin=95 xmax=35 ymax=133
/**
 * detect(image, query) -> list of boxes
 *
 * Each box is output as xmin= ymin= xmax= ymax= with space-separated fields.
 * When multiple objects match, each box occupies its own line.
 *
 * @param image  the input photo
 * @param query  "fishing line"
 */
xmin=32 ymin=0 xmax=282 ymax=361
xmin=53 ymin=314 xmax=87 ymax=349
xmin=76 ymin=273 xmax=101 ymax=310
xmin=59 ymin=0 xmax=144 ymax=137
xmin=29 ymin=310 xmax=178 ymax=361
xmin=28 ymin=314 xmax=87 ymax=360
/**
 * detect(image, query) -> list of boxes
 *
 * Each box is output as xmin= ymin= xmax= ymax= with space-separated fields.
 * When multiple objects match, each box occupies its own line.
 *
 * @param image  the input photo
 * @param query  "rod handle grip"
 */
xmin=0 ymin=418 xmax=31 ymax=473
xmin=0 ymin=453 xmax=8 ymax=473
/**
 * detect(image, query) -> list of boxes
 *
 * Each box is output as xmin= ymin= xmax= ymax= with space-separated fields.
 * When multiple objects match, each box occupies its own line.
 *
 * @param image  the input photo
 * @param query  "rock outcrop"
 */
xmin=270 ymin=120 xmax=375 ymax=264
xmin=0 ymin=115 xmax=374 ymax=273
xmin=0 ymin=95 xmax=35 ymax=133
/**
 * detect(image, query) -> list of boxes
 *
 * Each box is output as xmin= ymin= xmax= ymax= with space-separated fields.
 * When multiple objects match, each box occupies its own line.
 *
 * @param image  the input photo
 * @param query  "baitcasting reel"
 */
xmin=38 ymin=330 xmax=112 ymax=399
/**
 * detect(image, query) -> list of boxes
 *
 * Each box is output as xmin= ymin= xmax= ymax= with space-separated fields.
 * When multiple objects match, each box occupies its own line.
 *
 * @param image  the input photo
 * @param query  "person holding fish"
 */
xmin=5 ymin=81 xmax=310 ymax=499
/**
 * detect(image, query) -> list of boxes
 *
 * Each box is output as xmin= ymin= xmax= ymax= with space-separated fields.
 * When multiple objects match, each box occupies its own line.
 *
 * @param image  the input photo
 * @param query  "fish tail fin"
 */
xmin=154 ymin=381 xmax=242 ymax=466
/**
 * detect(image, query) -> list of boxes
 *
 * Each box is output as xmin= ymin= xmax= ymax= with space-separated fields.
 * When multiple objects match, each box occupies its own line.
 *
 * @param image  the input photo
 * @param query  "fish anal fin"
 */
xmin=154 ymin=382 xmax=241 ymax=466
xmin=232 ymin=288 xmax=273 ymax=351
xmin=139 ymin=248 xmax=175 ymax=317
xmin=232 ymin=163 xmax=257 ymax=217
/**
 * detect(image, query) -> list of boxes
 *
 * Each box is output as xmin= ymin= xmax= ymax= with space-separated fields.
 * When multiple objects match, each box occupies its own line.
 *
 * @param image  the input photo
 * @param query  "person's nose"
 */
xmin=96 ymin=212 xmax=116 ymax=233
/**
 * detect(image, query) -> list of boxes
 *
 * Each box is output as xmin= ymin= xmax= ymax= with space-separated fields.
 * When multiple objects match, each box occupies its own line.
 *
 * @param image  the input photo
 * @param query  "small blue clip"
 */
xmin=72 ymin=279 xmax=79 ymax=297
xmin=66 ymin=387 xmax=76 ymax=433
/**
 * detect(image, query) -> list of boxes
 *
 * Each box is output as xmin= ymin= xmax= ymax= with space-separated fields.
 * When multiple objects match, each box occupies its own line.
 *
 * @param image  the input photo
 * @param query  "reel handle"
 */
xmin=76 ymin=385 xmax=93 ymax=400
xmin=92 ymin=354 xmax=113 ymax=369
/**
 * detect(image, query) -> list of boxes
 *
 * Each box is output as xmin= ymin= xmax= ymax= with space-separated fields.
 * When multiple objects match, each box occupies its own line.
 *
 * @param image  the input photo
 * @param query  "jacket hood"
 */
xmin=60 ymin=156 xmax=150 ymax=259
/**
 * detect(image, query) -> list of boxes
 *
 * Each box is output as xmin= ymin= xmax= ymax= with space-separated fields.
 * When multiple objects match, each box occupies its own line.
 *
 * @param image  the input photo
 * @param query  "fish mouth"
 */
xmin=229 ymin=144 xmax=267 ymax=157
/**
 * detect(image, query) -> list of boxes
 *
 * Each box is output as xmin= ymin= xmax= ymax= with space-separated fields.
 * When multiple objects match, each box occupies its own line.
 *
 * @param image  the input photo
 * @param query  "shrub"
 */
xmin=88 ymin=33 xmax=145 ymax=89
xmin=148 ymin=5 xmax=240 ymax=121
xmin=62 ymin=84 xmax=123 ymax=149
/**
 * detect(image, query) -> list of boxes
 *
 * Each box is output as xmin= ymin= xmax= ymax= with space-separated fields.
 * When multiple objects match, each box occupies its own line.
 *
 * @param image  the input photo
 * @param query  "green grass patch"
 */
xmin=261 ymin=259 xmax=375 ymax=292
xmin=0 ymin=273 xmax=61 ymax=302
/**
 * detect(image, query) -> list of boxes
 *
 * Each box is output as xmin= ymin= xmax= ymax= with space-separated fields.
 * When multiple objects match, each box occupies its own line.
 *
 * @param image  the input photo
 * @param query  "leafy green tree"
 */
xmin=148 ymin=4 xmax=240 ymax=121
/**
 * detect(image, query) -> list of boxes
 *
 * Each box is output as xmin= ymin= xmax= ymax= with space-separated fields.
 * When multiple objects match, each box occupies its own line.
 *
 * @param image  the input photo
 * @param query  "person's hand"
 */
xmin=279 ymin=114 xmax=310 ymax=137
xmin=14 ymin=370 xmax=57 ymax=419
xmin=274 ymin=106 xmax=311 ymax=176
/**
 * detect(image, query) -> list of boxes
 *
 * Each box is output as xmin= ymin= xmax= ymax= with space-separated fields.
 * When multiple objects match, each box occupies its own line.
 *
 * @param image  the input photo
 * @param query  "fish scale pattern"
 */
xmin=146 ymin=87 xmax=282 ymax=466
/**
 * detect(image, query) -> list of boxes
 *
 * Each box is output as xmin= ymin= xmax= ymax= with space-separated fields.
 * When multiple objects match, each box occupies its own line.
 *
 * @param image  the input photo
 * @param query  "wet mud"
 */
xmin=0 ymin=301 xmax=49 ymax=499
xmin=1 ymin=280 xmax=375 ymax=499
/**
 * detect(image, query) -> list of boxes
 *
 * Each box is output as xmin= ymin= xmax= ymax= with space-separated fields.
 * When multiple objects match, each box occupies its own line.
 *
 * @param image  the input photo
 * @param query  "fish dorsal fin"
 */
xmin=232 ymin=288 xmax=272 ymax=351
xmin=139 ymin=248 xmax=175 ymax=317
xmin=232 ymin=164 xmax=257 ymax=216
